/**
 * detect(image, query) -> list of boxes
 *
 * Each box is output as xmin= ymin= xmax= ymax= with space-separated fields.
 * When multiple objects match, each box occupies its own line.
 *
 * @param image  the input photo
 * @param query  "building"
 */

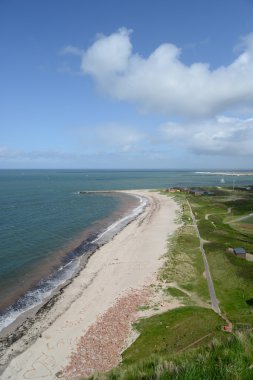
xmin=233 ymin=247 xmax=246 ymax=259
xmin=166 ymin=187 xmax=182 ymax=193
xmin=189 ymin=189 xmax=204 ymax=196
xmin=203 ymin=191 xmax=215 ymax=196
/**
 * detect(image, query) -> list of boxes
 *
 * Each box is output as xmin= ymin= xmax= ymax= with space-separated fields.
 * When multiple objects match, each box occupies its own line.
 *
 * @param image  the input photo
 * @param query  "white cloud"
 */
xmin=82 ymin=28 xmax=132 ymax=87
xmin=61 ymin=45 xmax=83 ymax=56
xmin=161 ymin=116 xmax=253 ymax=155
xmin=97 ymin=124 xmax=145 ymax=152
xmin=80 ymin=29 xmax=253 ymax=118
xmin=76 ymin=123 xmax=145 ymax=153
xmin=60 ymin=29 xmax=253 ymax=160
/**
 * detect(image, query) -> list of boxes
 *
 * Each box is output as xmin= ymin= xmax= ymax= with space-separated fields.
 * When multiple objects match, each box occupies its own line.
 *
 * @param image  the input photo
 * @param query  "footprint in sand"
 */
xmin=23 ymin=354 xmax=55 ymax=379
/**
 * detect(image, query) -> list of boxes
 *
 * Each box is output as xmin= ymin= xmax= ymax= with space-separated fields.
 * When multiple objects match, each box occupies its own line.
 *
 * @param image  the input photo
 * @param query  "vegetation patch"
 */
xmin=122 ymin=307 xmax=224 ymax=365
xmin=88 ymin=332 xmax=253 ymax=380
xmin=231 ymin=222 xmax=253 ymax=235
xmin=159 ymin=197 xmax=209 ymax=303
xmin=187 ymin=191 xmax=253 ymax=324
xmin=244 ymin=215 xmax=253 ymax=224
xmin=165 ymin=287 xmax=188 ymax=299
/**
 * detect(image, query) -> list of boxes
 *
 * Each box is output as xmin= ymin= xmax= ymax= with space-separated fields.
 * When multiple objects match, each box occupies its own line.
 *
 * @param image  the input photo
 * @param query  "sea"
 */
xmin=1 ymin=169 xmax=253 ymax=334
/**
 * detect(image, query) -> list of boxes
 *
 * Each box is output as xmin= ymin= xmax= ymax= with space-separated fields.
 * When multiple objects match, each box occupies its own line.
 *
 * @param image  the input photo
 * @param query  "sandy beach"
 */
xmin=1 ymin=190 xmax=179 ymax=380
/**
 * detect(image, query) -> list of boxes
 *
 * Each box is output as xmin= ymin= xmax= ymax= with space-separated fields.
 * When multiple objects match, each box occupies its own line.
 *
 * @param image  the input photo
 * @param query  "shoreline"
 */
xmin=0 ymin=191 xmax=144 ymax=337
xmin=1 ymin=190 xmax=179 ymax=379
xmin=0 ymin=190 xmax=148 ymax=370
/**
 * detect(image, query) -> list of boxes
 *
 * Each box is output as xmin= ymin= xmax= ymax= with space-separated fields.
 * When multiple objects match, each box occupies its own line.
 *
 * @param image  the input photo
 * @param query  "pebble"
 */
xmin=62 ymin=288 xmax=149 ymax=379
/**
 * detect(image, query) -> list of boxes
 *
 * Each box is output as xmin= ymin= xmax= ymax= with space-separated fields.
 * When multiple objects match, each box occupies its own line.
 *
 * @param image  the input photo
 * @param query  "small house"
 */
xmin=233 ymin=247 xmax=246 ymax=259
xmin=167 ymin=187 xmax=181 ymax=193
xmin=203 ymin=191 xmax=215 ymax=196
xmin=189 ymin=189 xmax=204 ymax=196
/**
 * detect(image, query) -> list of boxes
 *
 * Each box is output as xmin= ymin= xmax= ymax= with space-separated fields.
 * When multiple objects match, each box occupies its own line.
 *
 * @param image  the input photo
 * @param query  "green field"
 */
xmin=186 ymin=190 xmax=253 ymax=324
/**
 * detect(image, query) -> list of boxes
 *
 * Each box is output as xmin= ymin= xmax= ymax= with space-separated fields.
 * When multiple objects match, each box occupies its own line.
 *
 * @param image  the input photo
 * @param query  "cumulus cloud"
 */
xmin=80 ymin=28 xmax=253 ymax=118
xmin=82 ymin=28 xmax=132 ymax=84
xmin=61 ymin=29 xmax=253 ymax=159
xmin=161 ymin=116 xmax=253 ymax=155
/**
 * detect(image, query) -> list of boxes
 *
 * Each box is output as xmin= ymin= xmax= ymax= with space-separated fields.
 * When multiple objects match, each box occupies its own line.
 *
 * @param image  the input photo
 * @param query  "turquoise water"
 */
xmin=1 ymin=169 xmax=253 ymax=332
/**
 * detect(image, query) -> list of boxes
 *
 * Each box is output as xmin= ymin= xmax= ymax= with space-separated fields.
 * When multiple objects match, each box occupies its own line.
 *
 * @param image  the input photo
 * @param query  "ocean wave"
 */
xmin=91 ymin=194 xmax=148 ymax=244
xmin=0 ymin=258 xmax=80 ymax=332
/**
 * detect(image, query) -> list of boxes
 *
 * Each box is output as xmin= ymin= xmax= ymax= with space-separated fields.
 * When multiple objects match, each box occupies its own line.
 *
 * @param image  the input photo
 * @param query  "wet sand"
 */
xmin=1 ymin=190 xmax=179 ymax=380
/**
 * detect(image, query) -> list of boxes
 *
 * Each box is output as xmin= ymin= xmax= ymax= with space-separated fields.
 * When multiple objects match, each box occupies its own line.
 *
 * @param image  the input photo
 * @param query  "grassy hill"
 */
xmin=88 ymin=331 xmax=253 ymax=379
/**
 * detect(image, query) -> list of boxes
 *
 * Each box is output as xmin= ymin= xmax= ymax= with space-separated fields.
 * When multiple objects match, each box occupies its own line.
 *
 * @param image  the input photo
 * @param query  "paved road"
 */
xmin=187 ymin=200 xmax=221 ymax=315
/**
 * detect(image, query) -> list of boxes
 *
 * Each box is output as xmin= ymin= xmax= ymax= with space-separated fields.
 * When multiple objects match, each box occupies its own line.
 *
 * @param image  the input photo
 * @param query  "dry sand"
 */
xmin=1 ymin=190 xmax=179 ymax=380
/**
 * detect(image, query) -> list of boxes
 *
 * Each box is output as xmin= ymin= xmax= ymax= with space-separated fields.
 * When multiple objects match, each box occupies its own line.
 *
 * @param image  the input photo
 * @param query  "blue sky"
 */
xmin=1 ymin=0 xmax=253 ymax=169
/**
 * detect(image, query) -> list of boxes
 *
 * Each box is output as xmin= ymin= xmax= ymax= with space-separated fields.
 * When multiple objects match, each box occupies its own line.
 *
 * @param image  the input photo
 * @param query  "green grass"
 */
xmin=186 ymin=192 xmax=253 ymax=324
xmin=231 ymin=222 xmax=253 ymax=235
xmin=88 ymin=332 xmax=253 ymax=380
xmin=243 ymin=215 xmax=253 ymax=224
xmin=122 ymin=307 xmax=224 ymax=365
xmin=205 ymin=245 xmax=253 ymax=324
xmin=223 ymin=198 xmax=253 ymax=216
xmin=159 ymin=196 xmax=210 ymax=303
xmin=165 ymin=287 xmax=188 ymax=299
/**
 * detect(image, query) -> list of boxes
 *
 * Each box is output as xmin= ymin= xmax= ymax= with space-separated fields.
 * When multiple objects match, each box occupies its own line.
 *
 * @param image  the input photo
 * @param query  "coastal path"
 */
xmin=227 ymin=212 xmax=253 ymax=224
xmin=187 ymin=200 xmax=221 ymax=315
